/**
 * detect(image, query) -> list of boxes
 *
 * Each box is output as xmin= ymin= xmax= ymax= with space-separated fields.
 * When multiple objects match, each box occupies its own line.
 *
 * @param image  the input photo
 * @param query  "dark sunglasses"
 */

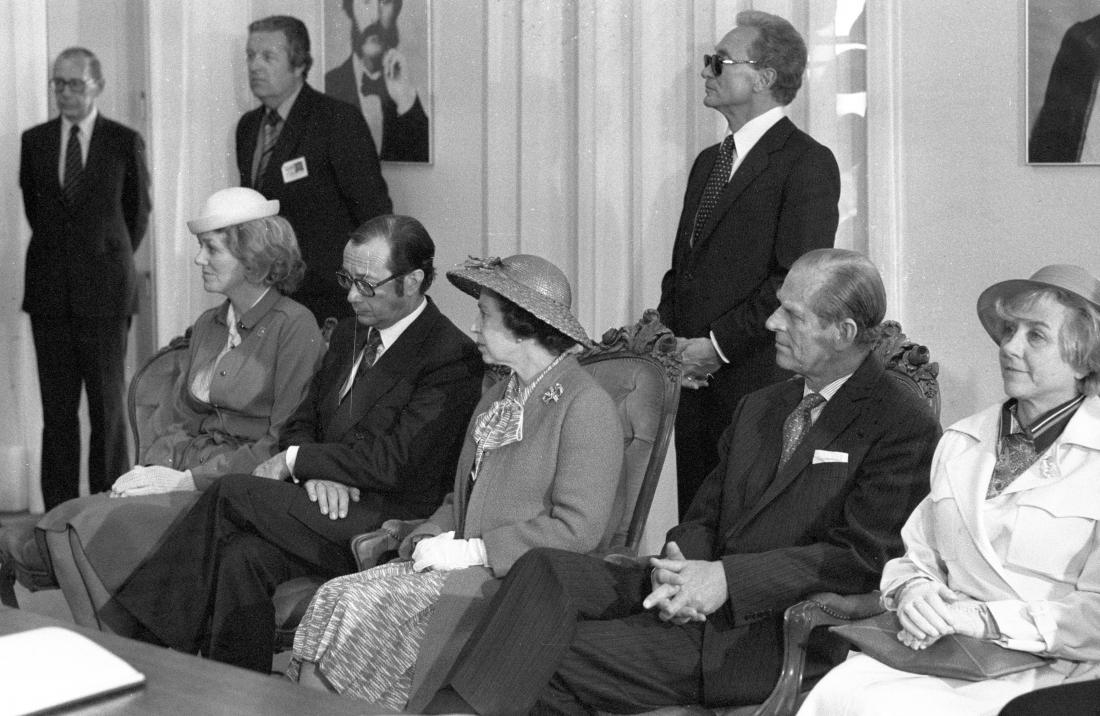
xmin=703 ymin=54 xmax=758 ymax=76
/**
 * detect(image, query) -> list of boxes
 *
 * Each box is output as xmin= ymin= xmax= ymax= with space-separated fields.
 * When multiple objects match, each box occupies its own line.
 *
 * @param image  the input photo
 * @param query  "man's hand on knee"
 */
xmin=304 ymin=479 xmax=361 ymax=519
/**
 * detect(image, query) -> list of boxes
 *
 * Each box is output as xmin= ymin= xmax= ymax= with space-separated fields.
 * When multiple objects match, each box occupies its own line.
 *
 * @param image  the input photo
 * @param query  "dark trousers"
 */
xmin=31 ymin=315 xmax=130 ymax=509
xmin=446 ymin=548 xmax=704 ymax=715
xmin=999 ymin=680 xmax=1100 ymax=715
xmin=108 ymin=474 xmax=384 ymax=672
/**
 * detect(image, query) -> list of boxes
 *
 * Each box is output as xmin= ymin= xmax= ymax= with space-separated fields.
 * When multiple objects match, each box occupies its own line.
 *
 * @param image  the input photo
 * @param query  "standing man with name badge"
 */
xmin=19 ymin=47 xmax=151 ymax=509
xmin=238 ymin=15 xmax=393 ymax=325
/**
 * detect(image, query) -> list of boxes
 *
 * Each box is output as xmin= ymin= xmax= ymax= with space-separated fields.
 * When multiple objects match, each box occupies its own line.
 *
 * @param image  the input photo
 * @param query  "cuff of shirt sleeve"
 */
xmin=985 ymin=600 xmax=1053 ymax=651
xmin=709 ymin=331 xmax=730 ymax=364
xmin=285 ymin=446 xmax=299 ymax=482
xmin=468 ymin=538 xmax=488 ymax=567
xmin=181 ymin=470 xmax=196 ymax=493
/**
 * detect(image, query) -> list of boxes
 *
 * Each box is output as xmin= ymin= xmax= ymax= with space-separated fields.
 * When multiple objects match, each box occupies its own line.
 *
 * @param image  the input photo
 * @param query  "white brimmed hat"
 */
xmin=187 ymin=187 xmax=279 ymax=234
xmin=447 ymin=255 xmax=590 ymax=345
xmin=977 ymin=264 xmax=1100 ymax=342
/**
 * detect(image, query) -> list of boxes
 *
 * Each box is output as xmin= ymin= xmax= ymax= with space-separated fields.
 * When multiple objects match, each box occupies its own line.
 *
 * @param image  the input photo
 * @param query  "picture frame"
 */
xmin=322 ymin=0 xmax=433 ymax=164
xmin=1027 ymin=0 xmax=1100 ymax=164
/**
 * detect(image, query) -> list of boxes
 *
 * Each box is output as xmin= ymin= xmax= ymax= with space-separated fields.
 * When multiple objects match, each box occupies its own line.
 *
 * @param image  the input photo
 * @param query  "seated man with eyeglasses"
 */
xmin=102 ymin=214 xmax=484 ymax=673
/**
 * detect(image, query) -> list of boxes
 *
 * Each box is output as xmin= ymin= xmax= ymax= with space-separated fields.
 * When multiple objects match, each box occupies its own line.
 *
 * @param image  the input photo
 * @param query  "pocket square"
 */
xmin=813 ymin=449 xmax=848 ymax=464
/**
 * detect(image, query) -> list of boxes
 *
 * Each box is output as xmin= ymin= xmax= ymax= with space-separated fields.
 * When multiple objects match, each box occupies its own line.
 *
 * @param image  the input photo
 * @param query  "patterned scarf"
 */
xmin=470 ymin=352 xmax=567 ymax=482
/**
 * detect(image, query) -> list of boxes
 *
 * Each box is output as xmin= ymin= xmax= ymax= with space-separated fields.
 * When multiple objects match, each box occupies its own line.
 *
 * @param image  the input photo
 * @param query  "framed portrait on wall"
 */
xmin=323 ymin=0 xmax=432 ymax=164
xmin=1027 ymin=0 xmax=1100 ymax=164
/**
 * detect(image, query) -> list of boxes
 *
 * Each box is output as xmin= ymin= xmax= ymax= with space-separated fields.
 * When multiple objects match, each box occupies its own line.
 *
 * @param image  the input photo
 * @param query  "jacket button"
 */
xmin=685 ymin=272 xmax=694 ymax=280
xmin=219 ymin=370 xmax=227 ymax=376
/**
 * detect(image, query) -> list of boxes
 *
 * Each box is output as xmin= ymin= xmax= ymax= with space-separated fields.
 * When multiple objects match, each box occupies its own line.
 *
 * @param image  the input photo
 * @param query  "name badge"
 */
xmin=282 ymin=157 xmax=308 ymax=183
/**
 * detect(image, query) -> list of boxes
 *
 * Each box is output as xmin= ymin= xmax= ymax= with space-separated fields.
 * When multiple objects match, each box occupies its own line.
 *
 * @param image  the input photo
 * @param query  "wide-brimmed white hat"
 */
xmin=447 ymin=254 xmax=590 ymax=345
xmin=186 ymin=187 xmax=279 ymax=234
xmin=977 ymin=264 xmax=1100 ymax=343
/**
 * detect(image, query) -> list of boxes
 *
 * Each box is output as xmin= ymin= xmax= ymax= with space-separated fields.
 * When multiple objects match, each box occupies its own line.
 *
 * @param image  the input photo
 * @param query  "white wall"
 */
xmin=880 ymin=1 xmax=1100 ymax=427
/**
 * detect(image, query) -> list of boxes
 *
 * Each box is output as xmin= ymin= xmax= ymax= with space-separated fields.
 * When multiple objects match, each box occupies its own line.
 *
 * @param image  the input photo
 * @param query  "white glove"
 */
xmin=411 ymin=531 xmax=488 ymax=572
xmin=111 ymin=465 xmax=195 ymax=497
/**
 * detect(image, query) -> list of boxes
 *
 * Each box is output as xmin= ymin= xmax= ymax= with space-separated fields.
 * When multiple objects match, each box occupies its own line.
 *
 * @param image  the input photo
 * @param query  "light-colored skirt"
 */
xmin=289 ymin=560 xmax=448 ymax=710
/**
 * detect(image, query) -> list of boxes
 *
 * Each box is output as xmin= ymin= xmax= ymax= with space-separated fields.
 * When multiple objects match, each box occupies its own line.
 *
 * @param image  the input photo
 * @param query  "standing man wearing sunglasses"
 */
xmin=107 ymin=215 xmax=483 ymax=673
xmin=19 ymin=47 xmax=151 ymax=509
xmin=658 ymin=11 xmax=840 ymax=517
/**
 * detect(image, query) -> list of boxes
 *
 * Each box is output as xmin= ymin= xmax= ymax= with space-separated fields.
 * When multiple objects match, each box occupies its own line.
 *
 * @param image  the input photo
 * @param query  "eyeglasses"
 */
xmin=703 ymin=54 xmax=758 ymax=76
xmin=336 ymin=269 xmax=405 ymax=297
xmin=50 ymin=78 xmax=91 ymax=93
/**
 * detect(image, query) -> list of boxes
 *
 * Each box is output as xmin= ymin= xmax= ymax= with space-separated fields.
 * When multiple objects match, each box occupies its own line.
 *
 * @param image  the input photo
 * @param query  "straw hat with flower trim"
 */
xmin=977 ymin=264 xmax=1100 ymax=343
xmin=447 ymin=255 xmax=590 ymax=346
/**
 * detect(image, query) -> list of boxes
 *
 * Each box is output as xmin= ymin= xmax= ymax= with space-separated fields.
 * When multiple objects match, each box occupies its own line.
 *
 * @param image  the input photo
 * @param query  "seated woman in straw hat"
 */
xmin=799 ymin=265 xmax=1100 ymax=716
xmin=3 ymin=188 xmax=323 ymax=624
xmin=288 ymin=254 xmax=623 ymax=710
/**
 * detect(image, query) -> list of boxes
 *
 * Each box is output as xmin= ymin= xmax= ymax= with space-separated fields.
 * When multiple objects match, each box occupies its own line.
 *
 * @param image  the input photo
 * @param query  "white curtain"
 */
xmin=0 ymin=2 xmax=49 ymax=511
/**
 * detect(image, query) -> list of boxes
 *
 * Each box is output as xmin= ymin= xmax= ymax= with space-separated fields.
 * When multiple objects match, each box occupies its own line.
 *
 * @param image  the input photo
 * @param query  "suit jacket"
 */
xmin=658 ymin=117 xmax=840 ymax=404
xmin=1029 ymin=15 xmax=1100 ymax=163
xmin=668 ymin=352 xmax=941 ymax=704
xmin=880 ymin=395 xmax=1100 ymax=679
xmin=324 ymin=57 xmax=430 ymax=162
xmin=279 ymin=298 xmax=484 ymax=521
xmin=236 ymin=83 xmax=392 ymax=300
xmin=20 ymin=114 xmax=151 ymax=316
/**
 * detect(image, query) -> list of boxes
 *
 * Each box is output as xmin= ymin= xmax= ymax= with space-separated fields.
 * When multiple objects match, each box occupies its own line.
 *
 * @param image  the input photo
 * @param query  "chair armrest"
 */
xmin=350 ymin=518 xmax=427 ymax=571
xmin=752 ymin=592 xmax=883 ymax=716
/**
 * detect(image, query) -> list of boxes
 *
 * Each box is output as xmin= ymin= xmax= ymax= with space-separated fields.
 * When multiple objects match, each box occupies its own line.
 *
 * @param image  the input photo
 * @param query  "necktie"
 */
xmin=355 ymin=328 xmax=383 ymax=378
xmin=778 ymin=393 xmax=825 ymax=470
xmin=986 ymin=432 xmax=1040 ymax=499
xmin=63 ymin=124 xmax=83 ymax=203
xmin=255 ymin=109 xmax=282 ymax=186
xmin=360 ymin=71 xmax=386 ymax=98
xmin=690 ymin=134 xmax=736 ymax=246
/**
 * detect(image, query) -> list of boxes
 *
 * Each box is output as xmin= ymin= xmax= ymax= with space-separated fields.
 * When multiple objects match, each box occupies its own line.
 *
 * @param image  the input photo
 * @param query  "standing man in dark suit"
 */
xmin=19 ymin=47 xmax=151 ymax=510
xmin=659 ymin=11 xmax=841 ymax=516
xmin=238 ymin=15 xmax=392 ymax=324
xmin=108 ymin=215 xmax=483 ymax=673
xmin=427 ymin=249 xmax=941 ymax=714
xmin=325 ymin=0 xmax=430 ymax=162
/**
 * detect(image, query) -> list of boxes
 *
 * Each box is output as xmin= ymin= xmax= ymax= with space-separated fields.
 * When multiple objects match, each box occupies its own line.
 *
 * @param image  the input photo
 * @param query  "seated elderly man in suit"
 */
xmin=424 ymin=248 xmax=942 ymax=715
xmin=103 ymin=215 xmax=483 ymax=673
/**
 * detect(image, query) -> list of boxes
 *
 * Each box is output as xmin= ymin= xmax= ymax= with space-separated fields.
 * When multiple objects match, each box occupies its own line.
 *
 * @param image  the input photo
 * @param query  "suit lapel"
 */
xmin=323 ymin=300 xmax=440 ymax=441
xmin=725 ymin=354 xmax=878 ymax=541
xmin=261 ymin=84 xmax=315 ymax=189
xmin=44 ymin=119 xmax=63 ymax=195
xmin=692 ymin=117 xmax=796 ymax=253
xmin=239 ymin=108 xmax=263 ymax=188
xmin=72 ymin=114 xmax=109 ymax=203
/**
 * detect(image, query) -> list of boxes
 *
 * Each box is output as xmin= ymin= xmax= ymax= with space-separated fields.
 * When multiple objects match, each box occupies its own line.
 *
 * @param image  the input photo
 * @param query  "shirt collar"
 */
xmin=803 ymin=372 xmax=853 ymax=403
xmin=216 ymin=288 xmax=276 ymax=332
xmin=61 ymin=106 xmax=98 ymax=140
xmin=269 ymin=83 xmax=303 ymax=122
xmin=1002 ymin=394 xmax=1084 ymax=455
xmin=375 ymin=297 xmax=428 ymax=352
xmin=730 ymin=106 xmax=784 ymax=159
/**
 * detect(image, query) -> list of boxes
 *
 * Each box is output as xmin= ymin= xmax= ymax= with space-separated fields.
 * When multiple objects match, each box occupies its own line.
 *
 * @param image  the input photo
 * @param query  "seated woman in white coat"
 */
xmin=287 ymin=254 xmax=623 ymax=710
xmin=799 ymin=265 xmax=1100 ymax=716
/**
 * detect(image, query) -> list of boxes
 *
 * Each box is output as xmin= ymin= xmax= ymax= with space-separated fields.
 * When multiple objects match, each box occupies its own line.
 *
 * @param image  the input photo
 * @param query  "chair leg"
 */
xmin=0 ymin=559 xmax=20 ymax=608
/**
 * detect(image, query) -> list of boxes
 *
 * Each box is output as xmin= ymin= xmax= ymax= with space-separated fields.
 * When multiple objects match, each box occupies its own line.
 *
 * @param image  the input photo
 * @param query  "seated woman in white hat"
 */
xmin=3 ymin=188 xmax=324 ymax=626
xmin=287 ymin=254 xmax=624 ymax=711
xmin=799 ymin=265 xmax=1100 ymax=716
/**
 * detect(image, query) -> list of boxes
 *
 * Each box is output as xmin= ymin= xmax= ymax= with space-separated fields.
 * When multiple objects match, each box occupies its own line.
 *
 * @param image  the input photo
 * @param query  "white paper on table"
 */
xmin=0 ymin=626 xmax=145 ymax=715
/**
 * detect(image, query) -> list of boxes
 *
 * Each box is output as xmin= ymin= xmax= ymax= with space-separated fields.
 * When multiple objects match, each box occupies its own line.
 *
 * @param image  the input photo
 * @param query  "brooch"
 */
xmin=542 ymin=383 xmax=563 ymax=404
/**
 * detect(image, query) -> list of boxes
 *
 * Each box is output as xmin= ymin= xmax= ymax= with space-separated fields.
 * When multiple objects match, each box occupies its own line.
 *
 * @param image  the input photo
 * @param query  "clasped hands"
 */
xmin=642 ymin=542 xmax=727 ymax=625
xmin=110 ymin=465 xmax=194 ymax=497
xmin=895 ymin=578 xmax=996 ymax=649
xmin=677 ymin=337 xmax=722 ymax=390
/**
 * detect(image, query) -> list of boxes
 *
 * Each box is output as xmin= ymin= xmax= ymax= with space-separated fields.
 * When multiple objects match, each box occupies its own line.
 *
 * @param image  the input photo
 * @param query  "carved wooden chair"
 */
xmin=628 ymin=321 xmax=941 ymax=716
xmin=272 ymin=309 xmax=683 ymax=650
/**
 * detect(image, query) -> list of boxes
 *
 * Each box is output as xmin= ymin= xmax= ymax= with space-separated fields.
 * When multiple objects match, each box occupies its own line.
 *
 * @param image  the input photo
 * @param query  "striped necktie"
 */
xmin=63 ymin=124 xmax=83 ymax=203
xmin=255 ymin=110 xmax=282 ymax=187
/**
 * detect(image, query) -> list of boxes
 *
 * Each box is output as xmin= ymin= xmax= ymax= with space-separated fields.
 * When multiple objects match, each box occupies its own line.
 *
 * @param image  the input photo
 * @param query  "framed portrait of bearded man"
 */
xmin=324 ymin=0 xmax=432 ymax=163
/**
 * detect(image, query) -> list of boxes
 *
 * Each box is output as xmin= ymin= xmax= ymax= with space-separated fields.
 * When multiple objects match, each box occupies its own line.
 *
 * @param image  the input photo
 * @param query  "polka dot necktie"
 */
xmin=778 ymin=393 xmax=825 ymax=470
xmin=691 ymin=134 xmax=737 ymax=246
